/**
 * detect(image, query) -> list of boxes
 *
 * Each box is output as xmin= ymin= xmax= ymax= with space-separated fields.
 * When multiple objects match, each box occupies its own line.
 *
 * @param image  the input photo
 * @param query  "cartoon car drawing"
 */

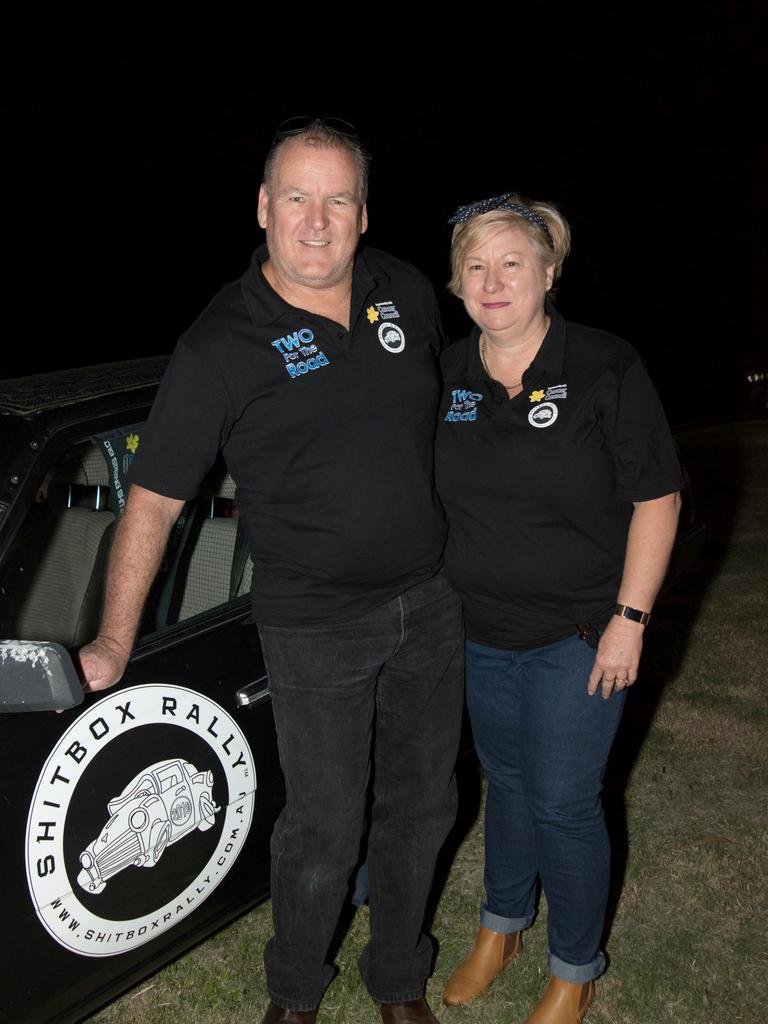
xmin=77 ymin=759 xmax=218 ymax=893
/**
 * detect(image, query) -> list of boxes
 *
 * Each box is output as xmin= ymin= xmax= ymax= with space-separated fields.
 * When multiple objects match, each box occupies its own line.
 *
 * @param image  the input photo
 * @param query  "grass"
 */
xmin=87 ymin=420 xmax=768 ymax=1024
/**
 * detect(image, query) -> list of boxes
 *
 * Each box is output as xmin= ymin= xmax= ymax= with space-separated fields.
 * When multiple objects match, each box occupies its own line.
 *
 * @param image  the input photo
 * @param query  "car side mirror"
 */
xmin=0 ymin=641 xmax=84 ymax=712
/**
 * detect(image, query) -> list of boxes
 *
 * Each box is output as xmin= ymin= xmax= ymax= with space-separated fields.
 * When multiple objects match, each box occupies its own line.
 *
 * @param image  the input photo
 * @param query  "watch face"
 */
xmin=616 ymin=604 xmax=649 ymax=624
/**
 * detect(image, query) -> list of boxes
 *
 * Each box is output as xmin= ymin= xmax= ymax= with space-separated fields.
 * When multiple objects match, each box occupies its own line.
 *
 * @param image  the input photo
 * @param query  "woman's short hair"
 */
xmin=448 ymin=195 xmax=571 ymax=296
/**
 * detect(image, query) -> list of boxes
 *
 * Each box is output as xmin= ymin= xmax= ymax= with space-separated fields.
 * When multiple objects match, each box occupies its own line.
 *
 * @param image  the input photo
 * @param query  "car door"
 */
xmin=0 ymin=383 xmax=284 ymax=1024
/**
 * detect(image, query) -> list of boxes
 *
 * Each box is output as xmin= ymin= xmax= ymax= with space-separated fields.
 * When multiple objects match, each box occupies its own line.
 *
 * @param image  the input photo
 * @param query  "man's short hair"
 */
xmin=263 ymin=119 xmax=371 ymax=203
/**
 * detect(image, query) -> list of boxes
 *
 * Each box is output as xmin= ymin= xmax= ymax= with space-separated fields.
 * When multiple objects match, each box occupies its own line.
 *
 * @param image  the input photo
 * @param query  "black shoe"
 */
xmin=260 ymin=1000 xmax=318 ymax=1023
xmin=376 ymin=997 xmax=440 ymax=1023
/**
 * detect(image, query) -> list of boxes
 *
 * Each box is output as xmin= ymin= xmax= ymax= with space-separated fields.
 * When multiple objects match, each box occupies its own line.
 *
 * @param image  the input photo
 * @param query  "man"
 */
xmin=79 ymin=119 xmax=464 ymax=1024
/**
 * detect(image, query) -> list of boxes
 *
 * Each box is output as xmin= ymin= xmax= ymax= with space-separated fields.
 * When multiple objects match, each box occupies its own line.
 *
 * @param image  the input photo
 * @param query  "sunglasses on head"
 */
xmin=272 ymin=116 xmax=359 ymax=144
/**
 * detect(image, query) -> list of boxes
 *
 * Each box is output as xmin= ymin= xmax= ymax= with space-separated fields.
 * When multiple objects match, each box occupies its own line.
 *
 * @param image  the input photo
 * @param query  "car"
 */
xmin=0 ymin=358 xmax=285 ymax=1024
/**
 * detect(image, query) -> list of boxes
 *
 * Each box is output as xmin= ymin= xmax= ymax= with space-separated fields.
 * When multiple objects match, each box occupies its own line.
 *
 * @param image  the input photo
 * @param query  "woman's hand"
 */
xmin=587 ymin=616 xmax=644 ymax=699
xmin=587 ymin=492 xmax=682 ymax=699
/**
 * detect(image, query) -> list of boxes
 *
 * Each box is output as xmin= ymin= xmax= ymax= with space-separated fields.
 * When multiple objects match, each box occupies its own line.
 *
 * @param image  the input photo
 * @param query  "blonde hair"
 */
xmin=448 ymin=196 xmax=571 ymax=296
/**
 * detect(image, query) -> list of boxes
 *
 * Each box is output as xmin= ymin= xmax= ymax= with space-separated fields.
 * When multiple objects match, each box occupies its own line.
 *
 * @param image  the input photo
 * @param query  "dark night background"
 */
xmin=4 ymin=9 xmax=765 ymax=423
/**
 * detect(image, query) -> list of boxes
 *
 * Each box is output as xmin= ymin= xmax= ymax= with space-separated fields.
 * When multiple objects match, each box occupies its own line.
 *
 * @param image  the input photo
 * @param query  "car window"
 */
xmin=0 ymin=435 xmax=252 ymax=651
xmin=155 ymin=764 xmax=182 ymax=792
xmin=140 ymin=458 xmax=253 ymax=637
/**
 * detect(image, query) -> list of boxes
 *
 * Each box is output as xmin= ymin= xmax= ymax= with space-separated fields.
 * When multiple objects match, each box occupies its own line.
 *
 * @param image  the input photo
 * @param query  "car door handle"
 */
xmin=235 ymin=675 xmax=269 ymax=707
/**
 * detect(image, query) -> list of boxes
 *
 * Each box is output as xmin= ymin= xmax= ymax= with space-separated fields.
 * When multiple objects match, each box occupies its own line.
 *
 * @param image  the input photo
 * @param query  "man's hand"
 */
xmin=587 ymin=616 xmax=644 ymax=700
xmin=76 ymin=635 xmax=132 ymax=694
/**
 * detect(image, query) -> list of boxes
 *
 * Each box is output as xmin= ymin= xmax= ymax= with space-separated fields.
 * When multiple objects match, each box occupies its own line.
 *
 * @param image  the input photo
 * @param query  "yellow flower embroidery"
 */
xmin=366 ymin=306 xmax=380 ymax=323
xmin=125 ymin=434 xmax=140 ymax=454
xmin=529 ymin=389 xmax=546 ymax=403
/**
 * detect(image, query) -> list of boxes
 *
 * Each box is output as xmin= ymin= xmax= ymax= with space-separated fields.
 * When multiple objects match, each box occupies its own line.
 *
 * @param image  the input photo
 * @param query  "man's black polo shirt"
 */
xmin=130 ymin=245 xmax=446 ymax=625
xmin=435 ymin=307 xmax=685 ymax=649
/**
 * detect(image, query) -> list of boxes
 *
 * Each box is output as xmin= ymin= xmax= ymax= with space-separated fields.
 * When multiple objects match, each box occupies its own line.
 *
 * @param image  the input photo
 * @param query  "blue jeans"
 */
xmin=466 ymin=633 xmax=626 ymax=984
xmin=258 ymin=572 xmax=464 ymax=1011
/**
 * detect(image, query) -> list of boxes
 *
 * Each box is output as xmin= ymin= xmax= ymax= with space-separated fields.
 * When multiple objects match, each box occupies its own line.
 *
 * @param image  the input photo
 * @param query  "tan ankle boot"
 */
xmin=524 ymin=976 xmax=594 ymax=1023
xmin=442 ymin=926 xmax=522 ymax=1006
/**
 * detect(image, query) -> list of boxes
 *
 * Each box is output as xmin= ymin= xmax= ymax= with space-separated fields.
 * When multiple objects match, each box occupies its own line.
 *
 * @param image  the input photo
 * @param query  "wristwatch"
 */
xmin=615 ymin=603 xmax=651 ymax=626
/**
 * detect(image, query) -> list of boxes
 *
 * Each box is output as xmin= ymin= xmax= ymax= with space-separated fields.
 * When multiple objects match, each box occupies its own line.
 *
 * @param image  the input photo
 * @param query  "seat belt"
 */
xmin=229 ymin=519 xmax=250 ymax=600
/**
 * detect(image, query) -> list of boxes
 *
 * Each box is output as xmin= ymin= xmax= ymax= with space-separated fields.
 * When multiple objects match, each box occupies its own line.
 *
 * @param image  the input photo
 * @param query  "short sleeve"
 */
xmin=128 ymin=340 xmax=233 ymax=500
xmin=609 ymin=359 xmax=686 ymax=502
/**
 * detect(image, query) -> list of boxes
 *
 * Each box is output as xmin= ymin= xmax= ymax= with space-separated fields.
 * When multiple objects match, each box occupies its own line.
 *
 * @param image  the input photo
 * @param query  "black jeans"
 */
xmin=258 ymin=572 xmax=464 ymax=1011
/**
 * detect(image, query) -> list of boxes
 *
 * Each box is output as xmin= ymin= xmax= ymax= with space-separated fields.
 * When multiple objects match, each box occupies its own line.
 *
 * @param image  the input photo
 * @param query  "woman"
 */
xmin=436 ymin=193 xmax=683 ymax=1024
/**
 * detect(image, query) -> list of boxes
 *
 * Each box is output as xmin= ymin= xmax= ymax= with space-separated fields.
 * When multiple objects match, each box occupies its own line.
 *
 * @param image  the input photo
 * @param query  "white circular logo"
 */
xmin=378 ymin=322 xmax=405 ymax=353
xmin=25 ymin=685 xmax=255 ymax=957
xmin=528 ymin=401 xmax=559 ymax=428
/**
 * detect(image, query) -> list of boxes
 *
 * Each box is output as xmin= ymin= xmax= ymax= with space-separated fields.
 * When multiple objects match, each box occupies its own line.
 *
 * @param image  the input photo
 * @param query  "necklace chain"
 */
xmin=479 ymin=315 xmax=549 ymax=392
xmin=480 ymin=338 xmax=522 ymax=390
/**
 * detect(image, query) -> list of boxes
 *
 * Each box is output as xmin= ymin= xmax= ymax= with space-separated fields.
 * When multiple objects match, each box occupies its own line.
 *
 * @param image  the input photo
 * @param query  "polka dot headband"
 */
xmin=448 ymin=193 xmax=554 ymax=248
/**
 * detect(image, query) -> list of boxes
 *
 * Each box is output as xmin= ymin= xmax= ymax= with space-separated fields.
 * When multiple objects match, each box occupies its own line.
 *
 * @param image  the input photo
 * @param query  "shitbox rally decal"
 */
xmin=25 ymin=684 xmax=255 ymax=957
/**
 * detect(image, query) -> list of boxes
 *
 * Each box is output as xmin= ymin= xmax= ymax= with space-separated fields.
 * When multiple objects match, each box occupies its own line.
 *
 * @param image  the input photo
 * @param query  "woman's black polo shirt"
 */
xmin=435 ymin=308 xmax=685 ymax=649
xmin=130 ymin=245 xmax=447 ymax=625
